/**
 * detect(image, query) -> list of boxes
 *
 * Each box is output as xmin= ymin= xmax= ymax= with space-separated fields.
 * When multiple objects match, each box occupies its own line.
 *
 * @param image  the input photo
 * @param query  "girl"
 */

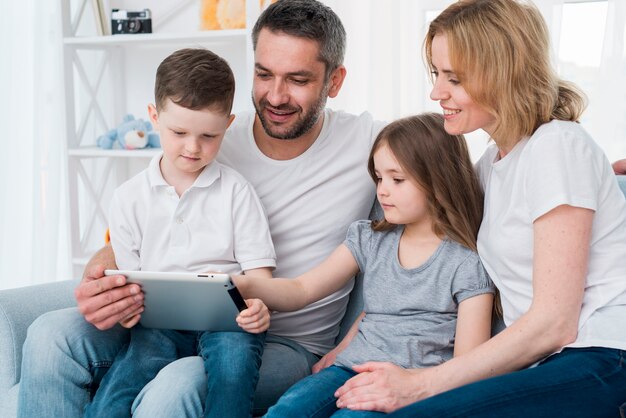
xmin=353 ymin=1 xmax=626 ymax=416
xmin=235 ymin=112 xmax=494 ymax=417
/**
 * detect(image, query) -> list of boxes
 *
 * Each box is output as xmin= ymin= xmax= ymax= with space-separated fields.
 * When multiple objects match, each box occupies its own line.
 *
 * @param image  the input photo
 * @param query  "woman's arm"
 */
xmin=234 ymin=244 xmax=360 ymax=312
xmin=335 ymin=204 xmax=592 ymax=412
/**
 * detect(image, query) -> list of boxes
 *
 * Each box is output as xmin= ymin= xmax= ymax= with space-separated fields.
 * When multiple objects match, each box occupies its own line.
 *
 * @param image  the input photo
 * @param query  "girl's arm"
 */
xmin=234 ymin=244 xmax=360 ymax=312
xmin=313 ymin=311 xmax=365 ymax=373
xmin=335 ymin=204 xmax=591 ymax=412
xmin=453 ymin=293 xmax=494 ymax=357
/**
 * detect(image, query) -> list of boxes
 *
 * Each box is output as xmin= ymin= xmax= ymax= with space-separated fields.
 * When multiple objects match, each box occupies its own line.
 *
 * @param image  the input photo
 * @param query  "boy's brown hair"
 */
xmin=154 ymin=48 xmax=235 ymax=114
xmin=367 ymin=113 xmax=483 ymax=252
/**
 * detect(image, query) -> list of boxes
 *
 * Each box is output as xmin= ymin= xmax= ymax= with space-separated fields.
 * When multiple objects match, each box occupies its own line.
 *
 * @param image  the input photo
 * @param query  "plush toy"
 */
xmin=97 ymin=114 xmax=160 ymax=150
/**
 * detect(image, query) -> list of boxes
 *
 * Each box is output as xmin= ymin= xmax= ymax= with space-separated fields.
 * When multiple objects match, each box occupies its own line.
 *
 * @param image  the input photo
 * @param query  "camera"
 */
xmin=111 ymin=9 xmax=152 ymax=35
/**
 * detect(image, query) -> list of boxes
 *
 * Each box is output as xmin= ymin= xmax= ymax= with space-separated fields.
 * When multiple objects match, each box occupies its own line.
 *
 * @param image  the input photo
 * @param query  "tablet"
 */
xmin=104 ymin=270 xmax=247 ymax=331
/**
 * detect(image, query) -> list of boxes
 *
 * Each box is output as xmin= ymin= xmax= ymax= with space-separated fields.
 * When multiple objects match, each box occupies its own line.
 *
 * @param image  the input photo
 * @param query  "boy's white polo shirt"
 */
xmin=109 ymin=153 xmax=276 ymax=274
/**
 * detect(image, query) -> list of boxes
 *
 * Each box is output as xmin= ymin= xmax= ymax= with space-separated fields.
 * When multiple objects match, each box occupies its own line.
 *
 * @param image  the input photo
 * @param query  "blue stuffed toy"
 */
xmin=97 ymin=114 xmax=160 ymax=150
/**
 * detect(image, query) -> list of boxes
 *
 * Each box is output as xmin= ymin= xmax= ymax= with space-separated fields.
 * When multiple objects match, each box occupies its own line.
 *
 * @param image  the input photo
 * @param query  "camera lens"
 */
xmin=128 ymin=19 xmax=141 ymax=33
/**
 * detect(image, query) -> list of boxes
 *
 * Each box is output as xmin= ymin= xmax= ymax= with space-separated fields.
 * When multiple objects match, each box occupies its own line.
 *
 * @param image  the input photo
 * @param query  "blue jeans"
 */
xmin=17 ymin=307 xmax=319 ymax=417
xmin=83 ymin=325 xmax=265 ymax=418
xmin=265 ymin=365 xmax=385 ymax=418
xmin=389 ymin=347 xmax=626 ymax=417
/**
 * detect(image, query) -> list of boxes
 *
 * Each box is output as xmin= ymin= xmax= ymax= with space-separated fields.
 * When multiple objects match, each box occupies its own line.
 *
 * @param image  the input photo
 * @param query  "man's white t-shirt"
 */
xmin=218 ymin=109 xmax=385 ymax=355
xmin=476 ymin=120 xmax=626 ymax=351
xmin=109 ymin=155 xmax=276 ymax=274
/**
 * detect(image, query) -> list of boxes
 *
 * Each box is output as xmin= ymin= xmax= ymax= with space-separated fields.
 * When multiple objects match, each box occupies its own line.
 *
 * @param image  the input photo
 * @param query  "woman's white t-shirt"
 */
xmin=476 ymin=120 xmax=626 ymax=351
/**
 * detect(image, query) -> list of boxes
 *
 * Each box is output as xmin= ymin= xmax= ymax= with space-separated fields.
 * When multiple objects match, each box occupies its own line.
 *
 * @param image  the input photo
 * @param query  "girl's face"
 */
xmin=374 ymin=144 xmax=431 ymax=228
xmin=429 ymin=33 xmax=496 ymax=137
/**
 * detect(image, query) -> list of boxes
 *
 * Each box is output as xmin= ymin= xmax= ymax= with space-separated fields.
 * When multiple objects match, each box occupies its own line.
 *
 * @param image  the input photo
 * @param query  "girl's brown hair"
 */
xmin=367 ymin=113 xmax=483 ymax=251
xmin=424 ymin=0 xmax=586 ymax=149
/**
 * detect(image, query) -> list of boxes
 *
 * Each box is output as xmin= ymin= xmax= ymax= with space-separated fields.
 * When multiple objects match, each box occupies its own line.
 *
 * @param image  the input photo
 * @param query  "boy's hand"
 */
xmin=236 ymin=298 xmax=270 ymax=333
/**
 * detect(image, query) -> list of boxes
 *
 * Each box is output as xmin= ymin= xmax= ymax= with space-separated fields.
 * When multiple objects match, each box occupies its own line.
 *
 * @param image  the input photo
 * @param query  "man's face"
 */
xmin=252 ymin=28 xmax=330 ymax=140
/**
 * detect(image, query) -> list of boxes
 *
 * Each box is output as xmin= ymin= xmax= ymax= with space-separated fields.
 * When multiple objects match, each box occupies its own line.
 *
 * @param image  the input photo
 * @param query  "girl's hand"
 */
xmin=312 ymin=347 xmax=339 ymax=374
xmin=236 ymin=298 xmax=270 ymax=333
xmin=334 ymin=362 xmax=430 ymax=413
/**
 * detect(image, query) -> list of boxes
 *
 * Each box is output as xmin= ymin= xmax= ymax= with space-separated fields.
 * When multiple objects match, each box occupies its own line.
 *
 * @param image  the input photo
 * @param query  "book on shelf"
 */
xmin=92 ymin=0 xmax=110 ymax=36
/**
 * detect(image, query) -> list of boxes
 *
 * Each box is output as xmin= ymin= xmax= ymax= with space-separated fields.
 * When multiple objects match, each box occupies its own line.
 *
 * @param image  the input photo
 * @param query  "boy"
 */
xmin=83 ymin=48 xmax=276 ymax=418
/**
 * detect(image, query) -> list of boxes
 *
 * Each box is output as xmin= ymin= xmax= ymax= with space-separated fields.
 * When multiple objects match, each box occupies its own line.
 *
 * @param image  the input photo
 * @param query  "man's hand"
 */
xmin=236 ymin=298 xmax=270 ymax=333
xmin=612 ymin=159 xmax=626 ymax=175
xmin=334 ymin=362 xmax=428 ymax=413
xmin=75 ymin=263 xmax=144 ymax=330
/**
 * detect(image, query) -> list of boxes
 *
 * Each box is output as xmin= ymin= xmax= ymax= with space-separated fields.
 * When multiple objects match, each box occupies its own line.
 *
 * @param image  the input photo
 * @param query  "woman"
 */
xmin=331 ymin=1 xmax=626 ymax=416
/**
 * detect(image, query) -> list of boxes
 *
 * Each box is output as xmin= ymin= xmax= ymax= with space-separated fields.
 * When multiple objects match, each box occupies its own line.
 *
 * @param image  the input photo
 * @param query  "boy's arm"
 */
xmin=234 ymin=244 xmax=360 ymax=312
xmin=453 ymin=293 xmax=494 ymax=357
xmin=236 ymin=266 xmax=273 ymax=333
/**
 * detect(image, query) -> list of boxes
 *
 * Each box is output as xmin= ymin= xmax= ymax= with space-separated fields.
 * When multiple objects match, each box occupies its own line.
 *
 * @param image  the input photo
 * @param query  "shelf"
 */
xmin=68 ymin=147 xmax=161 ymax=158
xmin=63 ymin=29 xmax=247 ymax=47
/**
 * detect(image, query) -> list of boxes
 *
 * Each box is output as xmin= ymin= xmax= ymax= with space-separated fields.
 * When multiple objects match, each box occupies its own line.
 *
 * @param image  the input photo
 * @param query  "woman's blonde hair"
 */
xmin=367 ymin=113 xmax=483 ymax=252
xmin=424 ymin=0 xmax=586 ymax=148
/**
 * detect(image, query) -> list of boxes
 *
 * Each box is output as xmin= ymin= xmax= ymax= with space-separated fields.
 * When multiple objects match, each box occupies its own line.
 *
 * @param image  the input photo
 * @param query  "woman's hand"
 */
xmin=236 ymin=298 xmax=270 ymax=333
xmin=334 ymin=362 xmax=430 ymax=413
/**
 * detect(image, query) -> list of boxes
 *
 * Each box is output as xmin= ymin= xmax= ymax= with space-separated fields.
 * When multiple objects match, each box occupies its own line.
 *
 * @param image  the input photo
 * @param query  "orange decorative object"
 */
xmin=200 ymin=0 xmax=246 ymax=30
xmin=105 ymin=228 xmax=111 ymax=244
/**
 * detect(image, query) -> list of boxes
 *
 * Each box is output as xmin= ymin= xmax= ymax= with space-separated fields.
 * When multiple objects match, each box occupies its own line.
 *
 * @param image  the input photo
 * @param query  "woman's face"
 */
xmin=429 ymin=33 xmax=496 ymax=137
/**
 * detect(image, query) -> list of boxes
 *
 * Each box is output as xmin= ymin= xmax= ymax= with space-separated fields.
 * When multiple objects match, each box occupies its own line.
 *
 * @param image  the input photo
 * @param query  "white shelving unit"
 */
xmin=61 ymin=0 xmax=259 ymax=278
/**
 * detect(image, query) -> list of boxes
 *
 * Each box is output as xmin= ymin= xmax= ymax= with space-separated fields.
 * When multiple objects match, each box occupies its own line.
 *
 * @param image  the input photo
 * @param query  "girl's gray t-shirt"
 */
xmin=335 ymin=220 xmax=494 ymax=370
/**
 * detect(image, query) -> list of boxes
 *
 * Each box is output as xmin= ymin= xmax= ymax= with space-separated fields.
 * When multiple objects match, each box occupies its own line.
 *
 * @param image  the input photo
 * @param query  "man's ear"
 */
xmin=147 ymin=104 xmax=159 ymax=127
xmin=327 ymin=65 xmax=347 ymax=99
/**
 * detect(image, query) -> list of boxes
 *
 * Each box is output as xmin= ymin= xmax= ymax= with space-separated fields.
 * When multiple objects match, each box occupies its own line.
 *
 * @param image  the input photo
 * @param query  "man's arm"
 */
xmin=612 ymin=159 xmax=626 ymax=175
xmin=75 ymin=244 xmax=144 ymax=330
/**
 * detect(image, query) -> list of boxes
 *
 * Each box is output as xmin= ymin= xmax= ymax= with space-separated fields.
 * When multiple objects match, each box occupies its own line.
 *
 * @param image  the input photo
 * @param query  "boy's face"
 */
xmin=252 ymin=28 xmax=345 ymax=140
xmin=148 ymin=100 xmax=234 ymax=180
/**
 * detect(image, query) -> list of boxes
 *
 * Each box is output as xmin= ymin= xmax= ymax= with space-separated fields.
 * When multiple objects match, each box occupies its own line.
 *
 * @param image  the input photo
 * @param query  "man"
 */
xmin=17 ymin=1 xmax=385 ymax=416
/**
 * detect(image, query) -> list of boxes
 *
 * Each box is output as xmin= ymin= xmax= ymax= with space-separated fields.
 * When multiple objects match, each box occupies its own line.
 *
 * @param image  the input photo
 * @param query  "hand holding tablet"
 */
xmin=104 ymin=270 xmax=248 ymax=331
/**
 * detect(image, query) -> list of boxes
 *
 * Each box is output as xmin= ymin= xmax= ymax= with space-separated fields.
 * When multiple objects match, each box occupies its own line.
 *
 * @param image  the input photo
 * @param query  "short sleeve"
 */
xmin=524 ymin=123 xmax=602 ymax=221
xmin=343 ymin=220 xmax=373 ymax=273
xmin=232 ymin=182 xmax=276 ymax=272
xmin=451 ymin=252 xmax=494 ymax=305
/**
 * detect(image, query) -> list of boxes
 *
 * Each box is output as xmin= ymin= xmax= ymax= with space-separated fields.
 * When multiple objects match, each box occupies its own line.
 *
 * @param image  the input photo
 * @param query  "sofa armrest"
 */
xmin=0 ymin=280 xmax=77 ymax=396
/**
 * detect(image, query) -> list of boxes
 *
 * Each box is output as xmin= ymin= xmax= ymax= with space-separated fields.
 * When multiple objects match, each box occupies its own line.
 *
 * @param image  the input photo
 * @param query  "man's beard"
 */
xmin=252 ymin=85 xmax=329 ymax=140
